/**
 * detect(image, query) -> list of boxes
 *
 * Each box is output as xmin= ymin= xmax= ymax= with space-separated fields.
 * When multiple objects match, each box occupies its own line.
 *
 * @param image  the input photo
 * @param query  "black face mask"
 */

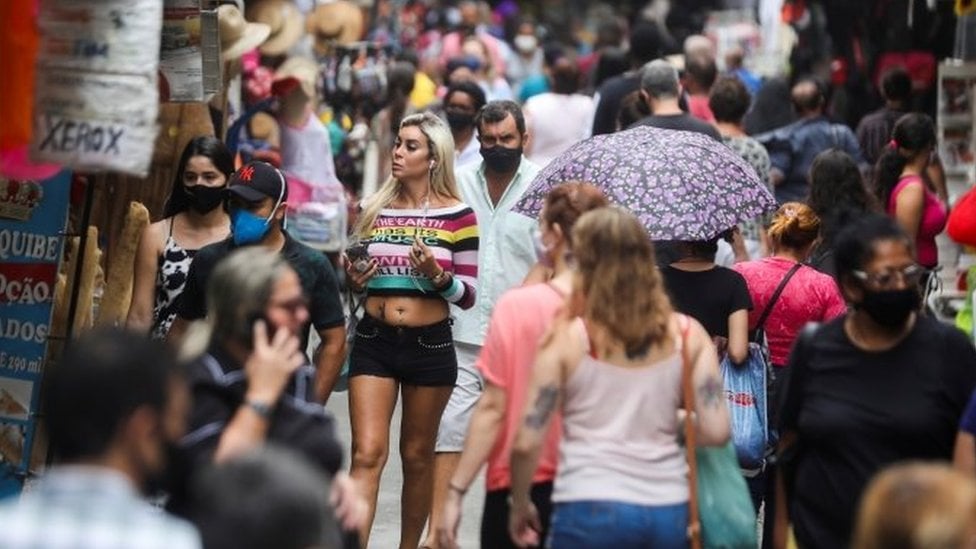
xmin=481 ymin=146 xmax=522 ymax=173
xmin=858 ymin=287 xmax=920 ymax=327
xmin=185 ymin=185 xmax=227 ymax=214
xmin=446 ymin=111 xmax=475 ymax=131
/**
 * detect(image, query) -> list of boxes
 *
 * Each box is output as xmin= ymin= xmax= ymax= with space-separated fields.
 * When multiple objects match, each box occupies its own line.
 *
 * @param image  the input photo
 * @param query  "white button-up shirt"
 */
xmin=452 ymin=157 xmax=541 ymax=345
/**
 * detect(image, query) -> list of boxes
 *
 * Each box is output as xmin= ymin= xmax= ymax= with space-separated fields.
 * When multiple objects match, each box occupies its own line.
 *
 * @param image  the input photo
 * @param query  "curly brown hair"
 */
xmin=572 ymin=207 xmax=672 ymax=358
xmin=542 ymin=182 xmax=610 ymax=248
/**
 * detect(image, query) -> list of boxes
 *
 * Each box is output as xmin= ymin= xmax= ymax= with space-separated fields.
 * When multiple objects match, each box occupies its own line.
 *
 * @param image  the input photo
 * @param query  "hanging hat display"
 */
xmin=218 ymin=4 xmax=271 ymax=61
xmin=305 ymin=1 xmax=364 ymax=56
xmin=245 ymin=0 xmax=304 ymax=56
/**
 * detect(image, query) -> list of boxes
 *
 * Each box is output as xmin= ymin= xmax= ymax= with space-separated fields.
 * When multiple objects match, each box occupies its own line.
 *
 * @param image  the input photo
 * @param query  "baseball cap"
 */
xmin=227 ymin=160 xmax=288 ymax=203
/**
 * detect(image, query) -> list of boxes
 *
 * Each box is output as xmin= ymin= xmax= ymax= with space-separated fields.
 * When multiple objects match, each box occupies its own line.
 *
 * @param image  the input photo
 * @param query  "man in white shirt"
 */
xmin=422 ymin=100 xmax=541 ymax=549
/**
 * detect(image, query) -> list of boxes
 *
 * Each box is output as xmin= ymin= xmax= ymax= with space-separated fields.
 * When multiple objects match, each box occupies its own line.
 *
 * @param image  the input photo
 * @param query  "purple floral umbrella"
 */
xmin=514 ymin=126 xmax=777 ymax=241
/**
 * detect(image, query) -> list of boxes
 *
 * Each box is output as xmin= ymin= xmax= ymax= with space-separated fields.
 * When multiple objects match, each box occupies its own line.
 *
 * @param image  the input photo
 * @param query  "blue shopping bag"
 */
xmin=720 ymin=342 xmax=768 ymax=470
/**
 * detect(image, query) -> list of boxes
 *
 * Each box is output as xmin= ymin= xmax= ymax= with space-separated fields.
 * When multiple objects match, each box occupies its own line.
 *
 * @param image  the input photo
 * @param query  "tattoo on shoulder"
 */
xmin=524 ymin=385 xmax=559 ymax=430
xmin=697 ymin=376 xmax=724 ymax=408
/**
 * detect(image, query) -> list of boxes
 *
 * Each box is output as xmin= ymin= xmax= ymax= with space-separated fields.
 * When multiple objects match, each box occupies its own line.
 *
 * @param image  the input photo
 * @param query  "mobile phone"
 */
xmin=345 ymin=242 xmax=371 ymax=273
xmin=247 ymin=313 xmax=277 ymax=341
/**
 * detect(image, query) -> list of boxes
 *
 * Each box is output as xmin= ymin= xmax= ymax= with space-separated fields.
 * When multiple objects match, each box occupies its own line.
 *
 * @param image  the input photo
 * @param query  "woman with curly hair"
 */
xmin=806 ymin=149 xmax=879 ymax=276
xmin=508 ymin=207 xmax=730 ymax=548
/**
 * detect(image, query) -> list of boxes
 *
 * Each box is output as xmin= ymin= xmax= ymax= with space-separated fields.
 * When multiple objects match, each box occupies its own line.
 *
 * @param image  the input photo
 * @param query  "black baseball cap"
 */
xmin=227 ymin=160 xmax=288 ymax=203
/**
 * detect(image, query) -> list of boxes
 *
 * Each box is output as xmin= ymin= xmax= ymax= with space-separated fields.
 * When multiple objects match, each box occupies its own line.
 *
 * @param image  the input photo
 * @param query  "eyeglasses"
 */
xmin=270 ymin=296 xmax=309 ymax=315
xmin=852 ymin=264 xmax=927 ymax=288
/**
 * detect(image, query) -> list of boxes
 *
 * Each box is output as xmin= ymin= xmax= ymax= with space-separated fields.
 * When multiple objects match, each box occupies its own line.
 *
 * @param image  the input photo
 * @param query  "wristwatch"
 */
xmin=244 ymin=399 xmax=274 ymax=420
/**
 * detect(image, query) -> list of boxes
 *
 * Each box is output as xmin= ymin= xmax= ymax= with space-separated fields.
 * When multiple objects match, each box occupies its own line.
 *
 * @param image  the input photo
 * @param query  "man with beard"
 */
xmin=170 ymin=160 xmax=345 ymax=404
xmin=0 ymin=328 xmax=201 ymax=548
xmin=442 ymin=80 xmax=487 ymax=170
xmin=421 ymin=100 xmax=540 ymax=549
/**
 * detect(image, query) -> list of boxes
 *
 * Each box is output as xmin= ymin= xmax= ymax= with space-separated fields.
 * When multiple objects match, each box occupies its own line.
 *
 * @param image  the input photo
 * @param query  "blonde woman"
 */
xmin=343 ymin=112 xmax=479 ymax=548
xmin=509 ymin=207 xmax=730 ymax=548
xmin=853 ymin=462 xmax=976 ymax=549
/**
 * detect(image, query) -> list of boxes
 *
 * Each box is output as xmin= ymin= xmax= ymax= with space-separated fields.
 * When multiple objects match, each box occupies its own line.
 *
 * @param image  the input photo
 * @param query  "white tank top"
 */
xmin=552 ymin=330 xmax=689 ymax=506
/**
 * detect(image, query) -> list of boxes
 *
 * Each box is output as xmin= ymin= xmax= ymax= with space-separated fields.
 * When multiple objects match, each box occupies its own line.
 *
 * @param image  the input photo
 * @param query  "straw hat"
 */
xmin=273 ymin=56 xmax=319 ymax=101
xmin=250 ymin=112 xmax=281 ymax=149
xmin=246 ymin=0 xmax=304 ymax=56
xmin=218 ymin=4 xmax=271 ymax=61
xmin=306 ymin=0 xmax=364 ymax=55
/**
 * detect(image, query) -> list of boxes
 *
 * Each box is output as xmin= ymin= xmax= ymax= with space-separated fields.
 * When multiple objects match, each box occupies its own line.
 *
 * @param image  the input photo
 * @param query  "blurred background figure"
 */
xmin=806 ymin=149 xmax=880 ymax=276
xmin=188 ymin=446 xmax=343 ymax=549
xmin=710 ymin=76 xmax=771 ymax=259
xmin=873 ymin=113 xmax=947 ymax=276
xmin=682 ymin=50 xmax=718 ymax=123
xmin=857 ymin=68 xmax=913 ymax=168
xmin=0 ymin=328 xmax=201 ymax=548
xmin=523 ymin=57 xmax=595 ymax=168
xmin=506 ymin=18 xmax=546 ymax=99
xmin=441 ymin=81 xmax=488 ymax=170
xmin=591 ymin=22 xmax=668 ymax=137
xmin=852 ymin=462 xmax=976 ymax=549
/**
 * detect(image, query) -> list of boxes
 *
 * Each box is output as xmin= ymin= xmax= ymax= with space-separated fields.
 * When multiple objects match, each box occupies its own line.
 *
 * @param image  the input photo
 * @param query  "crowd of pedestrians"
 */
xmin=3 ymin=2 xmax=976 ymax=549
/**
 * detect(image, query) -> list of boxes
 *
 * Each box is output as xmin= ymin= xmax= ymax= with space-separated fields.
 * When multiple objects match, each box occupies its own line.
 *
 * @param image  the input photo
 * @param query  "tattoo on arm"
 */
xmin=524 ymin=385 xmax=559 ymax=430
xmin=697 ymin=376 xmax=724 ymax=409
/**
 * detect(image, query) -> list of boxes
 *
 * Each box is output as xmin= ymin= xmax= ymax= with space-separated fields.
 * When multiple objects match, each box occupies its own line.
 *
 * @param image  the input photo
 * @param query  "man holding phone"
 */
xmin=170 ymin=160 xmax=346 ymax=404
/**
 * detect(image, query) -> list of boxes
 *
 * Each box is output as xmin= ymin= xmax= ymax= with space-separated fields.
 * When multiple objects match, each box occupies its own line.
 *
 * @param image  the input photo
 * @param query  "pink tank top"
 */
xmin=552 ymin=330 xmax=688 ymax=506
xmin=887 ymin=174 xmax=947 ymax=268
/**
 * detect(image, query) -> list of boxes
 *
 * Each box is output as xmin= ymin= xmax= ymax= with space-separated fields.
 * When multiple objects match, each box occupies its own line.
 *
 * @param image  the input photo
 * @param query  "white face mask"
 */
xmin=514 ymin=34 xmax=538 ymax=54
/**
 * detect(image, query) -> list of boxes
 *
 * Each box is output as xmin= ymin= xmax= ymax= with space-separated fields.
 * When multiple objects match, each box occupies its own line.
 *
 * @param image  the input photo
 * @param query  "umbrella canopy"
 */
xmin=514 ymin=125 xmax=777 ymax=241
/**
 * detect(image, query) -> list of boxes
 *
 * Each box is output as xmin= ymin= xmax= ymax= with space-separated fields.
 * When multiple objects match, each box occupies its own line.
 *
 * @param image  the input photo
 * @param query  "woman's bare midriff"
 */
xmin=365 ymin=295 xmax=450 ymax=327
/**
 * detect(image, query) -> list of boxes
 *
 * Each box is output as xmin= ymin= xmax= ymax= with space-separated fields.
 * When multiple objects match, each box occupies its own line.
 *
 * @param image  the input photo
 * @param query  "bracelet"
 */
xmin=448 ymin=482 xmax=467 ymax=496
xmin=431 ymin=269 xmax=450 ymax=288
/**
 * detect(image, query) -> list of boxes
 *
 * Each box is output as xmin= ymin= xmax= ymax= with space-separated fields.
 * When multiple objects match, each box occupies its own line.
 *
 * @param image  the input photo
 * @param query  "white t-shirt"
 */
xmin=524 ymin=93 xmax=595 ymax=168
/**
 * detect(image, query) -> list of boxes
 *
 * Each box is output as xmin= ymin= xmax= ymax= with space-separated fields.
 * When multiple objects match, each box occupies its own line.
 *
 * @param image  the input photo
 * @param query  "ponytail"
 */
xmin=873 ymin=146 xmax=908 ymax=210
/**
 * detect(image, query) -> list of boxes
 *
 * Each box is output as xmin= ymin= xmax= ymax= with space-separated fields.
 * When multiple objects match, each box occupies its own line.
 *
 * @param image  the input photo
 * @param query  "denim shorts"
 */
xmin=348 ymin=314 xmax=457 ymax=387
xmin=546 ymin=500 xmax=689 ymax=549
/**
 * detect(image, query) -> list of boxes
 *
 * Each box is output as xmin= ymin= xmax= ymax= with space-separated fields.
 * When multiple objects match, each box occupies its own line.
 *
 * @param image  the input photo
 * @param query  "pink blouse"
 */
xmin=733 ymin=257 xmax=847 ymax=366
xmin=887 ymin=174 xmax=947 ymax=268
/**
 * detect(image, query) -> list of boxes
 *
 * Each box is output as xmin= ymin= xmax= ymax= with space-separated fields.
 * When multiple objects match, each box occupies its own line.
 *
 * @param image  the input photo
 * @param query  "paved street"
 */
xmin=326 ymin=390 xmax=486 ymax=548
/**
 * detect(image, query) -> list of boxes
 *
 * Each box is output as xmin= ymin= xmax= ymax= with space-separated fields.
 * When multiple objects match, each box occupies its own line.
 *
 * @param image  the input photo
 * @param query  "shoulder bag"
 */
xmin=721 ymin=262 xmax=803 ymax=470
xmin=682 ymin=316 xmax=759 ymax=549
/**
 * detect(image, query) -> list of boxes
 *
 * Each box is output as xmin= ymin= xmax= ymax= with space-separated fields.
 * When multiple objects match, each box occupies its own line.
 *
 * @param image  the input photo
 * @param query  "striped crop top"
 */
xmin=364 ymin=204 xmax=479 ymax=309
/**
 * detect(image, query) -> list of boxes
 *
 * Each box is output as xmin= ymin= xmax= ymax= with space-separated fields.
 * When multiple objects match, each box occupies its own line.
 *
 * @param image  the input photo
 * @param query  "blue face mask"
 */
xmin=230 ymin=207 xmax=276 ymax=245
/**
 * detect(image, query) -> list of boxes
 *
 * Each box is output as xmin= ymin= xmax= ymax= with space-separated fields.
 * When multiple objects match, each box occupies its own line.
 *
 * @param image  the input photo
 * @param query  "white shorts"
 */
xmin=435 ymin=342 xmax=484 ymax=452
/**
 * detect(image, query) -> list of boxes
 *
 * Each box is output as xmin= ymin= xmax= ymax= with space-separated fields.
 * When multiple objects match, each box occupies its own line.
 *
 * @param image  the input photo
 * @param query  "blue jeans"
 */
xmin=546 ymin=500 xmax=689 ymax=549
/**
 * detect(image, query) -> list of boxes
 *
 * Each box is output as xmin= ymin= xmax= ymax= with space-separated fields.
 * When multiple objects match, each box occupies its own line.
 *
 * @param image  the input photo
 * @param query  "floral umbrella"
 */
xmin=514 ymin=125 xmax=777 ymax=241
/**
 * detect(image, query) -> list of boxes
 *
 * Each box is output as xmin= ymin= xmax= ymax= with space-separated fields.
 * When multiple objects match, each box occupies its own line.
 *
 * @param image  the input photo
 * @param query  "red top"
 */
xmin=887 ymin=174 xmax=947 ymax=268
xmin=733 ymin=257 xmax=847 ymax=366
xmin=478 ymin=283 xmax=564 ymax=491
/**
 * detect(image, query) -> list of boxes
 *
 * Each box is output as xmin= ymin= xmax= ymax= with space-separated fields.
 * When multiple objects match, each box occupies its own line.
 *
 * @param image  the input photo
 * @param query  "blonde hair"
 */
xmin=572 ymin=207 xmax=672 ymax=358
xmin=853 ymin=462 xmax=976 ymax=549
xmin=354 ymin=112 xmax=459 ymax=238
xmin=767 ymin=201 xmax=820 ymax=251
